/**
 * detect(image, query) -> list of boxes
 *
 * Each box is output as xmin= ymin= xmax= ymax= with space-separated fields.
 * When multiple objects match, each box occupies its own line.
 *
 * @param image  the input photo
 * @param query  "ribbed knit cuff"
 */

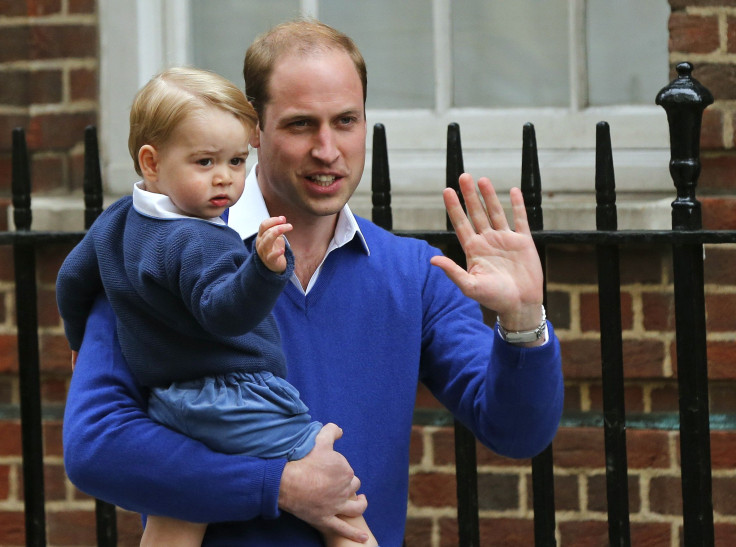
xmin=261 ymin=457 xmax=288 ymax=520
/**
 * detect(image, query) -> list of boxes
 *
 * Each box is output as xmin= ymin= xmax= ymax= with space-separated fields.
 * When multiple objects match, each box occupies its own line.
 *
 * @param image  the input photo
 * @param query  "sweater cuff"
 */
xmin=261 ymin=457 xmax=288 ymax=520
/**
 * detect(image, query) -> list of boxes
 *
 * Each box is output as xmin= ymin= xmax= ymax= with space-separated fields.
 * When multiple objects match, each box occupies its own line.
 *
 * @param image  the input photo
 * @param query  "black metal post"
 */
xmin=82 ymin=126 xmax=118 ymax=546
xmin=446 ymin=122 xmax=481 ymax=547
xmin=371 ymin=123 xmax=392 ymax=231
xmin=521 ymin=123 xmax=556 ymax=547
xmin=595 ymin=122 xmax=631 ymax=547
xmin=12 ymin=127 xmax=47 ymax=546
xmin=656 ymin=62 xmax=714 ymax=546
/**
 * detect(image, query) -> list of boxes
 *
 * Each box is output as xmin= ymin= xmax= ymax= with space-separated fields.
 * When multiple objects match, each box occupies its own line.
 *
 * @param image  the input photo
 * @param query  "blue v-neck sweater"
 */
xmin=63 ymin=216 xmax=564 ymax=546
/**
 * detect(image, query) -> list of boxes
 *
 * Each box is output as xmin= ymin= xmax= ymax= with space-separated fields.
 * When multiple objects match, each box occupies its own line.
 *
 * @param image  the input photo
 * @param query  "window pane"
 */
xmin=452 ymin=1 xmax=569 ymax=107
xmin=190 ymin=0 xmax=300 ymax=89
xmin=320 ymin=0 xmax=434 ymax=109
xmin=587 ymin=0 xmax=670 ymax=106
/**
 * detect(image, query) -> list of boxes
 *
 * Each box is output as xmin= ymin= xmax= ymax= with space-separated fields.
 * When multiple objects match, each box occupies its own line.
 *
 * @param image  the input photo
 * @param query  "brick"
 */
xmin=670 ymin=0 xmax=736 ymax=8
xmin=558 ymin=520 xmax=609 ymax=547
xmin=41 ymin=375 xmax=69 ymax=403
xmin=642 ymin=292 xmax=675 ymax=331
xmin=37 ymin=286 xmax=60 ymax=327
xmin=700 ymin=108 xmax=724 ymax=150
xmin=43 ymin=463 xmax=67 ymax=501
xmin=564 ymin=383 xmax=582 ymax=411
xmin=669 ymin=13 xmax=720 ymax=53
xmin=715 ymin=523 xmax=736 ymax=546
xmin=43 ymin=421 xmax=63 ymax=457
xmin=728 ymin=16 xmax=736 ymax=54
xmin=29 ymin=25 xmax=97 ymax=60
xmin=0 ymin=377 xmax=14 ymax=404
xmin=0 ymin=421 xmax=22 ymax=456
xmin=0 ymin=70 xmax=62 ymax=106
xmin=589 ymin=383 xmax=644 ymax=413
xmin=30 ymin=154 xmax=66 ymax=193
xmin=71 ymin=67 xmax=97 ymax=101
xmin=547 ymin=246 xmax=596 ymax=284
xmin=26 ymin=0 xmax=62 ymax=16
xmin=650 ymin=383 xmax=679 ymax=412
xmin=627 ymin=429 xmax=672 ymax=469
xmin=0 ymin=114 xmax=31 ymax=150
xmin=69 ymin=0 xmax=96 ymax=13
xmin=546 ymin=290 xmax=570 ymax=329
xmin=707 ymin=342 xmax=736 ymax=380
xmin=415 ymin=383 xmax=442 ymax=409
xmin=706 ymin=293 xmax=736 ymax=331
xmin=40 ymin=334 xmax=72 ymax=373
xmin=579 ymin=291 xmax=633 ymax=332
xmin=713 ymin=477 xmax=736 ymax=514
xmin=538 ymin=472 xmax=579 ymax=511
xmin=409 ymin=426 xmax=423 ymax=465
xmin=552 ymin=427 xmax=605 ymax=468
xmin=38 ymin=243 xmax=74 ymax=284
xmin=620 ymin=247 xmax=668 ymax=284
xmin=476 ymin=472 xmax=519 ymax=511
xmin=561 ymin=339 xmax=602 ymax=379
xmin=0 ymin=464 xmax=9 ymax=499
xmin=649 ymin=475 xmax=682 ymax=515
xmin=631 ymin=522 xmax=673 ymax=546
xmin=0 ymin=512 xmax=25 ymax=546
xmin=702 ymin=197 xmax=736 ymax=229
xmin=0 ymin=336 xmax=19 ymax=373
xmin=404 ymin=518 xmax=432 ymax=546
xmin=440 ymin=517 xmax=535 ymax=547
xmin=587 ymin=473 xmax=640 ymax=513
xmin=622 ymin=340 xmax=667 ymax=378
xmin=0 ymin=247 xmax=13 ymax=281
xmin=0 ymin=0 xmax=27 ymax=16
xmin=0 ymin=26 xmax=30 ymax=63
xmin=693 ymin=64 xmax=736 ymax=101
xmin=409 ymin=471 xmax=456 ymax=508
xmin=710 ymin=430 xmax=736 ymax=469
xmin=26 ymin=112 xmax=97 ymax=150
xmin=46 ymin=510 xmax=98 ymax=546
xmin=703 ymin=246 xmax=736 ymax=285
xmin=710 ymin=382 xmax=736 ymax=413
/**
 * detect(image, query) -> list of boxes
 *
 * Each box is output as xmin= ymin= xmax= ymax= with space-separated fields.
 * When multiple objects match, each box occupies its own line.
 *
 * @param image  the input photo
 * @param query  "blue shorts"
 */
xmin=148 ymin=371 xmax=322 ymax=461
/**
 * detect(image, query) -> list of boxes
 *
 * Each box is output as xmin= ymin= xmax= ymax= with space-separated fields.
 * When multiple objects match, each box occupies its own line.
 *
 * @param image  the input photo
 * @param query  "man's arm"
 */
xmin=62 ymin=294 xmax=366 ymax=536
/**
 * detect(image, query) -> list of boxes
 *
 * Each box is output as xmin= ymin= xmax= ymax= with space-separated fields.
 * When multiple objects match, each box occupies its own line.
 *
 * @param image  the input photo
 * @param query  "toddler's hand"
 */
xmin=256 ymin=216 xmax=293 ymax=273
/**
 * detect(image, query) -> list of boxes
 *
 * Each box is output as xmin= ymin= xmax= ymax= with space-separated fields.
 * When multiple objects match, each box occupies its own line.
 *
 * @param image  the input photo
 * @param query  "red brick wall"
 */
xmin=2 ymin=1 xmax=736 ymax=546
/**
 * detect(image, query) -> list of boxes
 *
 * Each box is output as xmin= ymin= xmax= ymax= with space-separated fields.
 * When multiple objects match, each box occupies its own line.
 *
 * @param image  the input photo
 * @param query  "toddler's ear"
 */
xmin=138 ymin=145 xmax=159 ymax=180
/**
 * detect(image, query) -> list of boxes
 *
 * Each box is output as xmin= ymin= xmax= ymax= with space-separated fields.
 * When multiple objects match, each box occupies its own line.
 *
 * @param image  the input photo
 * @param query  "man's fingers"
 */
xmin=314 ymin=422 xmax=343 ymax=450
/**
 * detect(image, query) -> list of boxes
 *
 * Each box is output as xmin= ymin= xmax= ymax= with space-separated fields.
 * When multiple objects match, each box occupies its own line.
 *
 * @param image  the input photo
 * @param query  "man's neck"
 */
xmin=285 ymin=215 xmax=338 ymax=289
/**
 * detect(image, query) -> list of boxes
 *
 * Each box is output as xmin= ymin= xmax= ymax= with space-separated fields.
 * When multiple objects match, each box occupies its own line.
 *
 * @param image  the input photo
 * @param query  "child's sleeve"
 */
xmin=56 ymin=234 xmax=104 ymax=351
xmin=62 ymin=294 xmax=286 ymax=521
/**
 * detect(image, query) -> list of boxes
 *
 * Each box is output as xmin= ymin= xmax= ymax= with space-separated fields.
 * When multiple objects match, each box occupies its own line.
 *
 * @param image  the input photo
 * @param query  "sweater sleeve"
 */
xmin=419 ymin=247 xmax=564 ymax=459
xmin=62 ymin=294 xmax=287 ymax=522
xmin=56 ymin=231 xmax=104 ymax=351
xmin=163 ymin=224 xmax=295 ymax=337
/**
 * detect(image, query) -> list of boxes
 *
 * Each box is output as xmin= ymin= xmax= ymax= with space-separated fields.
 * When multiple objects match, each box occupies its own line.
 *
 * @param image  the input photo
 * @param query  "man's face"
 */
xmin=252 ymin=49 xmax=367 ymax=223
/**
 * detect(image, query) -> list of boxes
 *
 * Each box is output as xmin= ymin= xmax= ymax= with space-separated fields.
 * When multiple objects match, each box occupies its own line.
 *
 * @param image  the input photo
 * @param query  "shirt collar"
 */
xmin=227 ymin=164 xmax=369 ymax=255
xmin=132 ymin=181 xmax=226 ymax=225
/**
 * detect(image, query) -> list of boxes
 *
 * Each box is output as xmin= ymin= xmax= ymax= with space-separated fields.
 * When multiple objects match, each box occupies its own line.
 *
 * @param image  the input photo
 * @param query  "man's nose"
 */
xmin=311 ymin=126 xmax=339 ymax=164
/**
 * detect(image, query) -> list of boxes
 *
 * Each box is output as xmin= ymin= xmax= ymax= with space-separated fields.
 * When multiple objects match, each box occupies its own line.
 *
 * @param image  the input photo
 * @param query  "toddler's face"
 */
xmin=146 ymin=106 xmax=250 ymax=219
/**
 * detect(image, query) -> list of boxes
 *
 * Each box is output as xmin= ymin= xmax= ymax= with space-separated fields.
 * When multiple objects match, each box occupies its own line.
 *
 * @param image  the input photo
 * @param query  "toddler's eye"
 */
xmin=197 ymin=158 xmax=213 ymax=167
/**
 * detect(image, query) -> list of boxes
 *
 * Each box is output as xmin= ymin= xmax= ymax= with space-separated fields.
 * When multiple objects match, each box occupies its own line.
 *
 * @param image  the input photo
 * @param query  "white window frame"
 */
xmin=98 ymin=0 xmax=674 ymax=230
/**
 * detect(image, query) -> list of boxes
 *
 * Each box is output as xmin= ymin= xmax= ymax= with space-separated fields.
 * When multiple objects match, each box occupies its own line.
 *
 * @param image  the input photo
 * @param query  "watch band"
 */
xmin=497 ymin=305 xmax=547 ymax=344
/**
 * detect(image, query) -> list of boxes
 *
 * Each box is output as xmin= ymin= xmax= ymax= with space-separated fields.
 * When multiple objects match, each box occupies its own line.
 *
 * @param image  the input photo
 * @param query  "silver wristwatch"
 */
xmin=497 ymin=305 xmax=547 ymax=344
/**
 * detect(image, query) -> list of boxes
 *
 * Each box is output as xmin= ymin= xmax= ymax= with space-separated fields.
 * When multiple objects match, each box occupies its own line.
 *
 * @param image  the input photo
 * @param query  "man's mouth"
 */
xmin=308 ymin=175 xmax=337 ymax=187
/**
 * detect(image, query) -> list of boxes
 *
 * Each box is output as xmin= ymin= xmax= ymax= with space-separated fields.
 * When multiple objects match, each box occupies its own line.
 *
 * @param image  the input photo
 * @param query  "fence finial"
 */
xmin=371 ymin=123 xmax=392 ymax=231
xmin=655 ymin=62 xmax=713 ymax=230
xmin=11 ymin=128 xmax=32 ymax=231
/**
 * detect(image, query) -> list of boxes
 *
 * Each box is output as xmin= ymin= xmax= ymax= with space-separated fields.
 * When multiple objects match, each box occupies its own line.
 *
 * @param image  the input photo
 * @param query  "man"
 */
xmin=63 ymin=19 xmax=563 ymax=545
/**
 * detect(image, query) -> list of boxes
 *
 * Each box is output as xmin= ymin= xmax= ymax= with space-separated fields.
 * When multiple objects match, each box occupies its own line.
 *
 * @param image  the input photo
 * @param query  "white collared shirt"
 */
xmin=227 ymin=165 xmax=369 ymax=295
xmin=131 ymin=181 xmax=226 ymax=225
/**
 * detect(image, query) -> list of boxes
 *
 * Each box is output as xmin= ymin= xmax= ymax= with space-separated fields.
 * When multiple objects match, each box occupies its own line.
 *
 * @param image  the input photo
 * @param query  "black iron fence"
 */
xmin=3 ymin=62 xmax=735 ymax=545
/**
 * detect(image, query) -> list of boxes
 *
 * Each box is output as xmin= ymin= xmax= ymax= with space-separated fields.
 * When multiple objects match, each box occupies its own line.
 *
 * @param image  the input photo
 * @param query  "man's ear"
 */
xmin=138 ymin=145 xmax=159 ymax=180
xmin=250 ymin=124 xmax=261 ymax=149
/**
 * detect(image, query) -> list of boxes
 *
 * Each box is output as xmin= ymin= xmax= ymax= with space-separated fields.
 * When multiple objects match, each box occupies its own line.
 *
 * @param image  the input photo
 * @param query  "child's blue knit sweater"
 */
xmin=56 ymin=196 xmax=294 ymax=387
xmin=63 ymin=213 xmax=564 ymax=546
